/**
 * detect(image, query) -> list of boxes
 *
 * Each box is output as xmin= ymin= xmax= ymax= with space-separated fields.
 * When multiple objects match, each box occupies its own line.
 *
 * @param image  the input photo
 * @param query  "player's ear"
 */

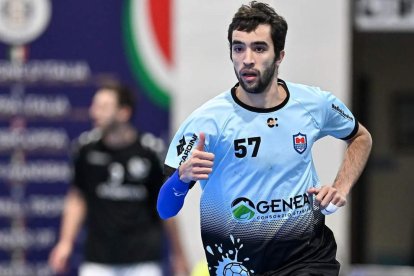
xmin=275 ymin=50 xmax=285 ymax=66
xmin=118 ymin=106 xmax=132 ymax=123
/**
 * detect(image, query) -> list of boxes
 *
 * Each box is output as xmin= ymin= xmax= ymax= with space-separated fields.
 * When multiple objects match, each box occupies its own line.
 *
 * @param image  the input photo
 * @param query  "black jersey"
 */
xmin=73 ymin=131 xmax=164 ymax=264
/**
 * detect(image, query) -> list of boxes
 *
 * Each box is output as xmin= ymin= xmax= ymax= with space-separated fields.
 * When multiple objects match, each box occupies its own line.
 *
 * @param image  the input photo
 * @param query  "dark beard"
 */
xmin=236 ymin=61 xmax=276 ymax=94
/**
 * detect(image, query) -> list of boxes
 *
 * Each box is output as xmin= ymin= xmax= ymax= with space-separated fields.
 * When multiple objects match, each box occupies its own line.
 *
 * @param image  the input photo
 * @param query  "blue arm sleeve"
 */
xmin=157 ymin=170 xmax=190 ymax=219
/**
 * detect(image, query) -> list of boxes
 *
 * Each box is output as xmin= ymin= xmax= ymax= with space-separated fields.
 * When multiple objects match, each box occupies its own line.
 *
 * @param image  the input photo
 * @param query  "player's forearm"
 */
xmin=163 ymin=218 xmax=186 ymax=258
xmin=58 ymin=188 xmax=86 ymax=246
xmin=157 ymin=170 xmax=189 ymax=219
xmin=333 ymin=123 xmax=372 ymax=196
xmin=163 ymin=218 xmax=189 ymax=274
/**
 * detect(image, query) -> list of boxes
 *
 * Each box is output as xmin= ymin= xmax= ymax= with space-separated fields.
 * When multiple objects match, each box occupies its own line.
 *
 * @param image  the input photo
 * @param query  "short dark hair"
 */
xmin=100 ymin=82 xmax=136 ymax=116
xmin=227 ymin=1 xmax=288 ymax=59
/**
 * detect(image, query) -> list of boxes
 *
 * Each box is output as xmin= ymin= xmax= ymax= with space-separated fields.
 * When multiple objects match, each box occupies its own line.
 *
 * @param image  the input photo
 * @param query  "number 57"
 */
xmin=234 ymin=137 xmax=261 ymax=158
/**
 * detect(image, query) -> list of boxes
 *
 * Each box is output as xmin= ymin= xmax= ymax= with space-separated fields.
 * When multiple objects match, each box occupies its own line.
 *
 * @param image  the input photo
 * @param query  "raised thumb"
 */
xmin=196 ymin=132 xmax=205 ymax=151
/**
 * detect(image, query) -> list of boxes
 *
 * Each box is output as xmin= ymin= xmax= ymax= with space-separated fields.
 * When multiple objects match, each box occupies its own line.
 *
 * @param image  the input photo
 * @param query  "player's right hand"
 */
xmin=48 ymin=241 xmax=73 ymax=274
xmin=179 ymin=132 xmax=214 ymax=183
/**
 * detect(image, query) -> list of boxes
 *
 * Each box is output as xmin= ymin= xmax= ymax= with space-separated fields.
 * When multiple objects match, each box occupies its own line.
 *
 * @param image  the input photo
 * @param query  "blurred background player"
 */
xmin=49 ymin=83 xmax=188 ymax=276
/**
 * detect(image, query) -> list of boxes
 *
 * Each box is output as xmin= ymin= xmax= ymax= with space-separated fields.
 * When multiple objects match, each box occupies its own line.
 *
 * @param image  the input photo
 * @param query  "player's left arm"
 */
xmin=308 ymin=122 xmax=372 ymax=210
xmin=163 ymin=218 xmax=190 ymax=275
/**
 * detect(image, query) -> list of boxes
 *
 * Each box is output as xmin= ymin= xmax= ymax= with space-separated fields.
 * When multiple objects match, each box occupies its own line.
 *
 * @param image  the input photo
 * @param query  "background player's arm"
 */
xmin=309 ymin=122 xmax=372 ymax=208
xmin=48 ymin=187 xmax=86 ymax=273
xmin=163 ymin=218 xmax=190 ymax=275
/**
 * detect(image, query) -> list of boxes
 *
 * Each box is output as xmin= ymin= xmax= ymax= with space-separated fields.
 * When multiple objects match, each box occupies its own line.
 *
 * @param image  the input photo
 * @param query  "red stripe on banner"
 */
xmin=149 ymin=0 xmax=172 ymax=66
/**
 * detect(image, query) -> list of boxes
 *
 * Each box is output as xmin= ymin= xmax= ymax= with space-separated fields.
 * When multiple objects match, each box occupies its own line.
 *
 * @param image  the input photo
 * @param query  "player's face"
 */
xmin=231 ymin=24 xmax=279 ymax=94
xmin=89 ymin=89 xmax=120 ymax=130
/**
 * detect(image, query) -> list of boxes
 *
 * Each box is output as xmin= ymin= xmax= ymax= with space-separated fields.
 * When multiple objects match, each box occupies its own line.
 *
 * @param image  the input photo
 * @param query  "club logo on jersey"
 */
xmin=293 ymin=133 xmax=307 ymax=154
xmin=176 ymin=136 xmax=186 ymax=156
xmin=267 ymin=117 xmax=278 ymax=128
xmin=231 ymin=197 xmax=256 ymax=222
xmin=128 ymin=157 xmax=150 ymax=180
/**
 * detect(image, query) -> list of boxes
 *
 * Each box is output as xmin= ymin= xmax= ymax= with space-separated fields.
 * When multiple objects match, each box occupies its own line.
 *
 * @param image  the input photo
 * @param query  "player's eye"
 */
xmin=232 ymin=45 xmax=244 ymax=53
xmin=254 ymin=46 xmax=266 ymax=53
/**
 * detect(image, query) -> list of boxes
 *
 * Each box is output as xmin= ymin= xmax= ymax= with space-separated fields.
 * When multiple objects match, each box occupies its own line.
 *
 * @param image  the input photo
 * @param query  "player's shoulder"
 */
xmin=284 ymin=80 xmax=335 ymax=112
xmin=185 ymin=89 xmax=234 ymax=123
xmin=76 ymin=129 xmax=102 ymax=149
xmin=138 ymin=132 xmax=166 ymax=157
xmin=285 ymin=80 xmax=329 ymax=101
xmin=195 ymin=89 xmax=233 ymax=112
xmin=70 ymin=129 xmax=102 ymax=158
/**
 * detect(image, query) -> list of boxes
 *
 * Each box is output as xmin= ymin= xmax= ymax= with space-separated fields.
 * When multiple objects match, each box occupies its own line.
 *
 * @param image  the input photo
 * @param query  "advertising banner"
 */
xmin=0 ymin=0 xmax=172 ymax=275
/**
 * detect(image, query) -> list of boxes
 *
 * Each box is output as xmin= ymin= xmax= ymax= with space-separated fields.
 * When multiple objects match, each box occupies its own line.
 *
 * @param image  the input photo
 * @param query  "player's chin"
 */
xmin=92 ymin=121 xmax=104 ymax=128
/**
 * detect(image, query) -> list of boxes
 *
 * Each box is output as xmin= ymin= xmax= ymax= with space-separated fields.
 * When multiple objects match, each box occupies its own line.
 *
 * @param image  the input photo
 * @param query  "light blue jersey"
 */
xmin=165 ymin=79 xmax=357 ymax=275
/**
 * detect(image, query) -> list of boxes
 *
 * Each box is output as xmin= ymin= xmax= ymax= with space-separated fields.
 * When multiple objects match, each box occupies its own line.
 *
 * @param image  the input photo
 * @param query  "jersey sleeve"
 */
xmin=71 ymin=142 xmax=87 ymax=192
xmin=159 ymin=111 xmax=219 ymax=218
xmin=318 ymin=91 xmax=358 ymax=140
xmin=70 ymin=130 xmax=100 ymax=193
xmin=164 ymin=109 xmax=219 ymax=171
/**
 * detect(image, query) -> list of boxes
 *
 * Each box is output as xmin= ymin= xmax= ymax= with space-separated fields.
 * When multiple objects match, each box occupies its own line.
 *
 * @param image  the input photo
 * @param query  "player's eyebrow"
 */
xmin=232 ymin=40 xmax=269 ymax=47
xmin=252 ymin=41 xmax=268 ymax=47
xmin=232 ymin=40 xmax=245 ymax=46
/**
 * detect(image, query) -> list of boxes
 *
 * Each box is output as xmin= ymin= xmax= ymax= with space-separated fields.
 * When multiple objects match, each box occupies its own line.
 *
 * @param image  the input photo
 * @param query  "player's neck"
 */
xmin=236 ymin=80 xmax=286 ymax=109
xmin=102 ymin=123 xmax=137 ymax=149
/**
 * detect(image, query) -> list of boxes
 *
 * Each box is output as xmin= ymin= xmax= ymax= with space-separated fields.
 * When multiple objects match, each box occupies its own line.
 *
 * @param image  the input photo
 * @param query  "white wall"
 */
xmin=174 ymin=0 xmax=351 ymax=272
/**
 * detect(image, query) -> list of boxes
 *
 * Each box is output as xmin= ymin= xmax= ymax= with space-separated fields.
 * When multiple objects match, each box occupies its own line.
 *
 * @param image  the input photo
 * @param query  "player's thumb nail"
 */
xmin=196 ymin=132 xmax=205 ymax=151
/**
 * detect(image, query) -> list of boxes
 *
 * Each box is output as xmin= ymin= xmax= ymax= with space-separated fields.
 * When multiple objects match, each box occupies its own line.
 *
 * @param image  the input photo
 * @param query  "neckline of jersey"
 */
xmin=98 ymin=134 xmax=140 ymax=152
xmin=231 ymin=78 xmax=290 ymax=113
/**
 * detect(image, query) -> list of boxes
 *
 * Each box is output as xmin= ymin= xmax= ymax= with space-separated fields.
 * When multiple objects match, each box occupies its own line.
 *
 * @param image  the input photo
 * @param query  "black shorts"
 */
xmin=259 ymin=225 xmax=340 ymax=276
xmin=262 ymin=262 xmax=339 ymax=276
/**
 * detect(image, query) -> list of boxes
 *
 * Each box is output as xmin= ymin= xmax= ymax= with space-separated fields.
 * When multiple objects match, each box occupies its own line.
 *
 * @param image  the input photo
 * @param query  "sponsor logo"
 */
xmin=331 ymin=103 xmax=354 ymax=121
xmin=176 ymin=136 xmax=186 ymax=156
xmin=87 ymin=151 xmax=110 ymax=166
xmin=231 ymin=197 xmax=256 ymax=222
xmin=173 ymin=188 xmax=187 ymax=197
xmin=231 ymin=194 xmax=311 ymax=222
xmin=0 ymin=161 xmax=70 ymax=182
xmin=0 ymin=0 xmax=51 ymax=45
xmin=96 ymin=162 xmax=149 ymax=201
xmin=179 ymin=133 xmax=198 ymax=165
xmin=127 ymin=157 xmax=150 ymax=180
xmin=267 ymin=117 xmax=278 ymax=128
xmin=293 ymin=133 xmax=307 ymax=154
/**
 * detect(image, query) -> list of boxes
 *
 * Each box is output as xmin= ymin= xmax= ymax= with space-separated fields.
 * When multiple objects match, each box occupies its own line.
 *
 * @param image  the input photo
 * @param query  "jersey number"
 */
xmin=234 ymin=137 xmax=261 ymax=158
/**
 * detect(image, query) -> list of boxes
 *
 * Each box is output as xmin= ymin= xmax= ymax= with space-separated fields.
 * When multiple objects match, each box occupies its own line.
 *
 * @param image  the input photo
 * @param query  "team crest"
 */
xmin=293 ymin=133 xmax=307 ymax=154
